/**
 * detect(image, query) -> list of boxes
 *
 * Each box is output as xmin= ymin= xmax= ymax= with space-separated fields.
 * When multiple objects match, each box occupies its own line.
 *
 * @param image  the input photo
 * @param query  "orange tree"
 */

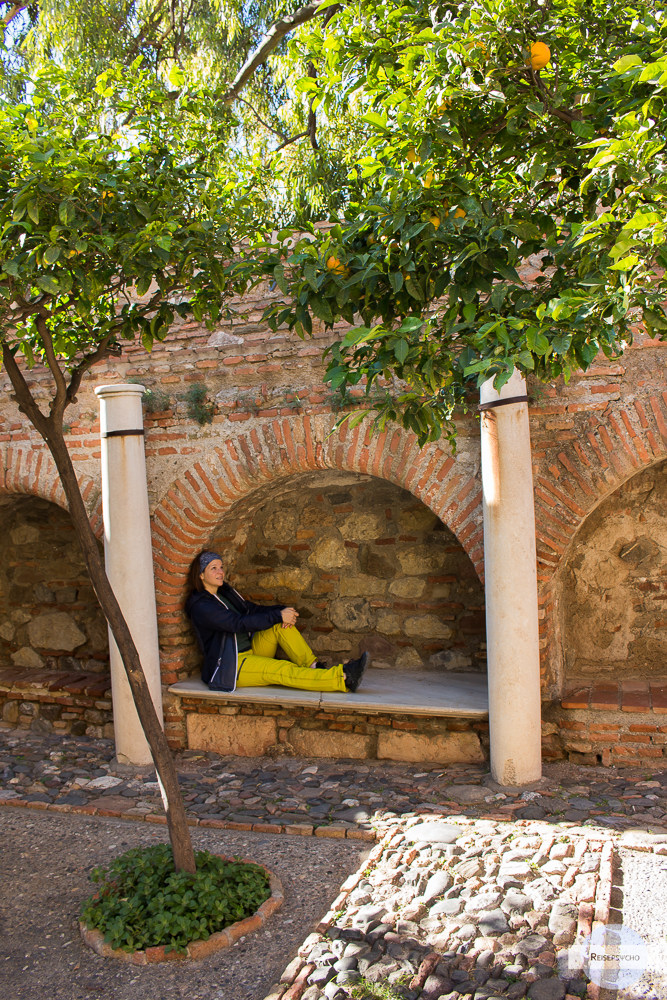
xmin=226 ymin=0 xmax=667 ymax=447
xmin=0 ymin=64 xmax=255 ymax=872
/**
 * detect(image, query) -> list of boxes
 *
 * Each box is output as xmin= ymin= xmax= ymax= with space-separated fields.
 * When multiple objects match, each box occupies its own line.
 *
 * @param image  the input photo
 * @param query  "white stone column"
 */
xmin=480 ymin=369 xmax=542 ymax=785
xmin=95 ymin=383 xmax=162 ymax=767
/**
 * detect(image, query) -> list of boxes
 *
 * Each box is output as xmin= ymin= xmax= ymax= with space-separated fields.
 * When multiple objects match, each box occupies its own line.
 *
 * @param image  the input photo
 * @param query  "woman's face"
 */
xmin=200 ymin=558 xmax=224 ymax=593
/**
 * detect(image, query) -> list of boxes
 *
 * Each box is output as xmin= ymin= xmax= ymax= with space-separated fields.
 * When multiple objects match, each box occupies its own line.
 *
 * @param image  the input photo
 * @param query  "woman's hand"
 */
xmin=281 ymin=607 xmax=299 ymax=628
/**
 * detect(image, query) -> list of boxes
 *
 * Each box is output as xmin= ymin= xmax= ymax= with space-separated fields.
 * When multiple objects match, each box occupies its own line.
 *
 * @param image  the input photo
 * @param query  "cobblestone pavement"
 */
xmin=2 ymin=727 xmax=667 ymax=1000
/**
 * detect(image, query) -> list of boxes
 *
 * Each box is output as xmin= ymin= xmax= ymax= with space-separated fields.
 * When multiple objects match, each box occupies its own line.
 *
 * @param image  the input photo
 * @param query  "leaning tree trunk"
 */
xmin=52 ymin=428 xmax=196 ymax=872
xmin=5 ymin=353 xmax=197 ymax=873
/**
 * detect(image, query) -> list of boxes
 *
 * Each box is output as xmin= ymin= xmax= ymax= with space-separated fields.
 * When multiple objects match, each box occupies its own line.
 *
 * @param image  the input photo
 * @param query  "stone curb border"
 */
xmin=79 ymin=859 xmax=283 ymax=964
xmin=0 ymin=796 xmax=377 ymax=841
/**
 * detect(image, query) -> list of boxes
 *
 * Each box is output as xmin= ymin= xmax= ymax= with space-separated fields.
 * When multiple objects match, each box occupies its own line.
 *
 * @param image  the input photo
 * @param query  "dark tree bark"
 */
xmin=2 ymin=340 xmax=196 ymax=874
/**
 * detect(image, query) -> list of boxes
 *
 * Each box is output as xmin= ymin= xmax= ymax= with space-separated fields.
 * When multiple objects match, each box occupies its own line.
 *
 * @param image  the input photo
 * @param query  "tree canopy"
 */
xmin=2 ymin=0 xmax=667 ymax=449
xmin=245 ymin=0 xmax=667 ymax=443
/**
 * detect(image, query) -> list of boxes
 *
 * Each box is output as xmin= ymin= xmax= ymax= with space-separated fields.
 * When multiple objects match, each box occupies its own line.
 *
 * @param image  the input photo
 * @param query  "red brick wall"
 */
xmin=1 ymin=294 xmax=666 ymax=709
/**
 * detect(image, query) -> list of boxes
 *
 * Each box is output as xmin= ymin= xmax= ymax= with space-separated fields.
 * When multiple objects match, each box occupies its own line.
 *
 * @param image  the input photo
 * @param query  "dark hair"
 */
xmin=185 ymin=550 xmax=208 ymax=601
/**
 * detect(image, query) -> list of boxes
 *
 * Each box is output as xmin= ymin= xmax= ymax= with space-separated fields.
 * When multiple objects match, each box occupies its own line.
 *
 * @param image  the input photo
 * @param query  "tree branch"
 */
xmin=1 ymin=344 xmax=51 ymax=439
xmin=34 ymin=315 xmax=69 ymax=421
xmin=235 ymin=94 xmax=288 ymax=140
xmin=274 ymin=130 xmax=309 ymax=152
xmin=1 ymin=1 xmax=27 ymax=26
xmin=223 ymin=2 xmax=342 ymax=104
xmin=127 ymin=0 xmax=168 ymax=58
xmin=307 ymin=62 xmax=319 ymax=150
xmin=66 ymin=335 xmax=116 ymax=406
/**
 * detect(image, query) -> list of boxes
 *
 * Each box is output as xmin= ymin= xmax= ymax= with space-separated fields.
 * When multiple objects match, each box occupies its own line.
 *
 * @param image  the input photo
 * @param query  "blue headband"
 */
xmin=199 ymin=551 xmax=222 ymax=573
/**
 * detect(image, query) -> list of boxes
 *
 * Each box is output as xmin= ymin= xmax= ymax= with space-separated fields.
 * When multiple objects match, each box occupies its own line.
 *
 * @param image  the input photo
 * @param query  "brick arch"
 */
xmin=0 ymin=442 xmax=104 ymax=538
xmin=151 ymin=412 xmax=484 ymax=626
xmin=532 ymin=390 xmax=667 ymax=698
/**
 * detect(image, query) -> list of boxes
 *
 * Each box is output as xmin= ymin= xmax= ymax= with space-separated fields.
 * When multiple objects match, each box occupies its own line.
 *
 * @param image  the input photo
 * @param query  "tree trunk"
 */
xmin=7 ymin=368 xmax=197 ymax=873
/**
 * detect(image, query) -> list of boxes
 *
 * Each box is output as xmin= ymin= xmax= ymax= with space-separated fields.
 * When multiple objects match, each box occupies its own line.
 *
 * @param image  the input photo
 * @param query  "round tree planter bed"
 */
xmin=79 ymin=861 xmax=283 ymax=964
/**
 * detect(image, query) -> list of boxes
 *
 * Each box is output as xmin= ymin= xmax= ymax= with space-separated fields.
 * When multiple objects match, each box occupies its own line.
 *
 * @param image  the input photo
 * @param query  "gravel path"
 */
xmin=0 ymin=808 xmax=367 ymax=1000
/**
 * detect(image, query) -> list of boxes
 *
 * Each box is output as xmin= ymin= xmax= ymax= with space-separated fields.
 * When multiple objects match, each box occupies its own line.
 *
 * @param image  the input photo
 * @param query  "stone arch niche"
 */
xmin=556 ymin=458 xmax=667 ymax=687
xmin=206 ymin=470 xmax=487 ymax=675
xmin=0 ymin=495 xmax=109 ymax=674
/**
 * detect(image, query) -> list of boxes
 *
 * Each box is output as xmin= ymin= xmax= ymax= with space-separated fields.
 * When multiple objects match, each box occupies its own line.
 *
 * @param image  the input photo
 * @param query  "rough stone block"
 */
xmin=377 ymin=729 xmax=485 ymax=764
xmin=27 ymin=612 xmax=86 ymax=652
xmin=2 ymin=700 xmax=19 ymax=723
xmin=11 ymin=647 xmax=45 ymax=669
xmin=289 ymin=728 xmax=371 ymax=759
xmin=186 ymin=713 xmax=277 ymax=756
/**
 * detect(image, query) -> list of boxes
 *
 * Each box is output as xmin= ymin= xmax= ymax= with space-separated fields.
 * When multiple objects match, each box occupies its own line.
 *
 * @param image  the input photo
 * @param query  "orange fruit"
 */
xmin=423 ymin=170 xmax=434 ymax=188
xmin=326 ymin=256 xmax=349 ymax=276
xmin=407 ymin=147 xmax=420 ymax=163
xmin=454 ymin=207 xmax=466 ymax=219
xmin=529 ymin=41 xmax=551 ymax=70
xmin=429 ymin=213 xmax=441 ymax=228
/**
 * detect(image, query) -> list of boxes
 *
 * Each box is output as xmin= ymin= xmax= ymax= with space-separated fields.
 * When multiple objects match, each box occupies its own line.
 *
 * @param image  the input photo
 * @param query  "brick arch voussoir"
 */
xmin=0 ymin=442 xmax=103 ymax=538
xmin=533 ymin=392 xmax=667 ymax=589
xmin=152 ymin=414 xmax=485 ymax=607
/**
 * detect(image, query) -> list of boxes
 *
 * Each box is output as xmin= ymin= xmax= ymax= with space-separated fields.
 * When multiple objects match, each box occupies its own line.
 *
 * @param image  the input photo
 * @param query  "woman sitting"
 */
xmin=185 ymin=550 xmax=368 ymax=694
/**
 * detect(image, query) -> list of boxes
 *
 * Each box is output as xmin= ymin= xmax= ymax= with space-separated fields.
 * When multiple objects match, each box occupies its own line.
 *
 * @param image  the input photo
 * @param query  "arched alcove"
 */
xmin=206 ymin=470 xmax=486 ymax=674
xmin=558 ymin=459 xmax=667 ymax=685
xmin=0 ymin=495 xmax=108 ymax=674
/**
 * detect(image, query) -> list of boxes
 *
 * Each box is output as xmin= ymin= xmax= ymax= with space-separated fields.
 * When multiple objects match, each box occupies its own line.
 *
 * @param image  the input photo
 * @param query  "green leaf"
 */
xmin=643 ymin=307 xmax=667 ymax=330
xmin=58 ymin=201 xmax=75 ymax=225
xmin=167 ymin=63 xmax=185 ymax=88
xmin=362 ymin=111 xmax=389 ymax=131
xmin=44 ymin=246 xmax=61 ymax=265
xmin=389 ymin=271 xmax=403 ymax=293
xmin=609 ymin=254 xmax=639 ymax=271
xmin=36 ymin=275 xmax=60 ymax=295
xmin=572 ymin=121 xmax=595 ymax=139
xmin=398 ymin=316 xmax=423 ymax=333
xmin=394 ymin=339 xmax=409 ymax=363
xmin=310 ymin=296 xmax=334 ymax=324
xmin=551 ymin=333 xmax=572 ymax=354
xmin=614 ymin=54 xmax=643 ymax=73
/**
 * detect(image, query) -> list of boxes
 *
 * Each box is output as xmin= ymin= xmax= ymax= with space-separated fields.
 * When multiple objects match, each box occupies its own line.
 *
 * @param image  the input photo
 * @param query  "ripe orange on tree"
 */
xmin=529 ymin=41 xmax=551 ymax=70
xmin=326 ymin=256 xmax=349 ymax=276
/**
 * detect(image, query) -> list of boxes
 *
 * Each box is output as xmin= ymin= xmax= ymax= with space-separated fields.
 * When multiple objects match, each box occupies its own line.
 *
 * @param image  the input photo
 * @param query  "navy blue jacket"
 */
xmin=185 ymin=583 xmax=284 ymax=692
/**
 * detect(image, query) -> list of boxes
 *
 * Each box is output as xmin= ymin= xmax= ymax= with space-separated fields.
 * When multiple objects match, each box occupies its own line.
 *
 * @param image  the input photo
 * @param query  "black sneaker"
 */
xmin=343 ymin=651 xmax=369 ymax=692
xmin=314 ymin=660 xmax=328 ymax=670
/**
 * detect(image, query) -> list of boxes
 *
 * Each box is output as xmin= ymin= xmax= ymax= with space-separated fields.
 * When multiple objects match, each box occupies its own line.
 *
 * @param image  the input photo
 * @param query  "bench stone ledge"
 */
xmin=168 ymin=669 xmax=489 ymax=718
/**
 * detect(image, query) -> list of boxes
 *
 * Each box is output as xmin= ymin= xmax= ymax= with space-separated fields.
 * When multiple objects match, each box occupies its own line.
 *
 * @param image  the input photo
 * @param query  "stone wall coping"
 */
xmin=169 ymin=668 xmax=489 ymax=718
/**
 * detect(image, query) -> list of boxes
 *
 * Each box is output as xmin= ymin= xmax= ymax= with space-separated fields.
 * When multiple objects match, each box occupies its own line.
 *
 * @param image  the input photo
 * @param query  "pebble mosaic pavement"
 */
xmin=2 ymin=727 xmax=667 ymax=1000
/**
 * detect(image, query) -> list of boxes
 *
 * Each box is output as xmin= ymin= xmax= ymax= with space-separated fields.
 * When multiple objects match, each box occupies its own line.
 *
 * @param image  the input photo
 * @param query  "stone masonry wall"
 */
xmin=0 ymin=496 xmax=109 ymax=675
xmin=558 ymin=459 xmax=667 ymax=683
xmin=210 ymin=471 xmax=486 ymax=672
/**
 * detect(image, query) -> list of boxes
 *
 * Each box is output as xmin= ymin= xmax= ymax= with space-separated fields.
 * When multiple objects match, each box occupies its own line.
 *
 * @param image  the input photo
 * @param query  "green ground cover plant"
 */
xmin=80 ymin=843 xmax=271 ymax=953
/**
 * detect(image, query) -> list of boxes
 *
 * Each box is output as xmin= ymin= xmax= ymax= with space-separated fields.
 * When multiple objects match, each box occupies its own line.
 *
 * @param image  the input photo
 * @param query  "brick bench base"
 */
xmin=544 ymin=678 xmax=667 ymax=767
xmin=165 ymin=671 xmax=490 ymax=764
xmin=0 ymin=667 xmax=113 ymax=738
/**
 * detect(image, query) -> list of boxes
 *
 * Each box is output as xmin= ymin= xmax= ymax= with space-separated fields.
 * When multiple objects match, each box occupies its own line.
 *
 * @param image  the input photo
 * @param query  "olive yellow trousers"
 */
xmin=236 ymin=624 xmax=347 ymax=692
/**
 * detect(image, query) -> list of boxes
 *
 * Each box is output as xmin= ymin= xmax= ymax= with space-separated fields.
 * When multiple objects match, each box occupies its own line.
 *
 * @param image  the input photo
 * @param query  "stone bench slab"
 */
xmin=169 ymin=669 xmax=489 ymax=718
